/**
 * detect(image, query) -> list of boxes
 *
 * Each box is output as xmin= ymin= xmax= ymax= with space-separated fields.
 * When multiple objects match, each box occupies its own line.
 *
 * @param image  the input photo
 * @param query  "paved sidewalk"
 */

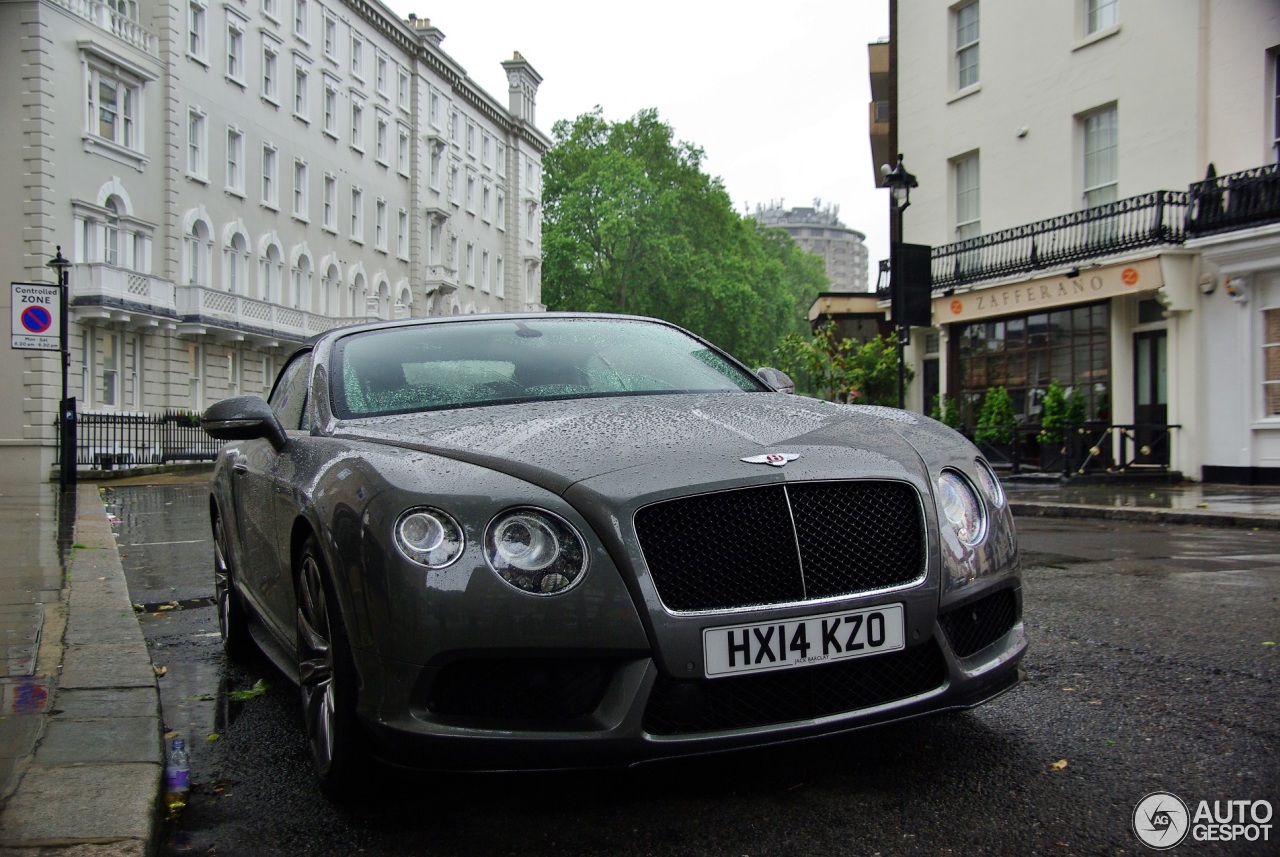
xmin=0 ymin=467 xmax=1277 ymax=856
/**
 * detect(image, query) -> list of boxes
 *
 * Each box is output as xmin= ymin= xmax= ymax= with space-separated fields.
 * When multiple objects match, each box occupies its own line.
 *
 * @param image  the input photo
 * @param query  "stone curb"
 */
xmin=0 ymin=485 xmax=161 ymax=857
xmin=1009 ymin=501 xmax=1280 ymax=530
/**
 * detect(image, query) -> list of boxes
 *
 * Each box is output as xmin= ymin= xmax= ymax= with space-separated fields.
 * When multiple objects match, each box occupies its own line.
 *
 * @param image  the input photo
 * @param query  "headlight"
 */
xmin=973 ymin=458 xmax=1006 ymax=509
xmin=394 ymin=507 xmax=465 ymax=569
xmin=938 ymin=470 xmax=987 ymax=547
xmin=485 ymin=508 xmax=587 ymax=595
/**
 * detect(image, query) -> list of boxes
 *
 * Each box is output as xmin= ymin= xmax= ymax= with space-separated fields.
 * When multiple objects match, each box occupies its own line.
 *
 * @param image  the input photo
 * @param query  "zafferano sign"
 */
xmin=935 ymin=257 xmax=1162 ymax=324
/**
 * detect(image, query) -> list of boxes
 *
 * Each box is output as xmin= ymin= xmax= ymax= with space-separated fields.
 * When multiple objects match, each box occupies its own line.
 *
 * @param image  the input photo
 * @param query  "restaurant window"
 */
xmin=955 ymin=301 xmax=1110 ymax=427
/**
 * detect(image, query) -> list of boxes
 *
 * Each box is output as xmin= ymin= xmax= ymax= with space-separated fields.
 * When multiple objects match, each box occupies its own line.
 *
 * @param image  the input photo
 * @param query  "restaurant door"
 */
xmin=1133 ymin=329 xmax=1168 ymax=466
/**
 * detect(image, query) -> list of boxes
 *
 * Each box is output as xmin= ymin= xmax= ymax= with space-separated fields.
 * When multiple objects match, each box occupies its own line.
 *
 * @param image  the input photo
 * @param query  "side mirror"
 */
xmin=756 ymin=367 xmax=795 ymax=395
xmin=201 ymin=395 xmax=288 ymax=452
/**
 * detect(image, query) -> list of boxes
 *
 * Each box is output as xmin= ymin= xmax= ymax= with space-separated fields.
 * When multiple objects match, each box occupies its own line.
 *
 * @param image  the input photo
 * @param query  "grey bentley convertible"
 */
xmin=201 ymin=313 xmax=1025 ymax=797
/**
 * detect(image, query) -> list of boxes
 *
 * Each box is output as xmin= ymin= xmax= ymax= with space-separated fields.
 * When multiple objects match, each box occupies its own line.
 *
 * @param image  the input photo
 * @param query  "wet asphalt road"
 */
xmin=103 ymin=483 xmax=1280 ymax=857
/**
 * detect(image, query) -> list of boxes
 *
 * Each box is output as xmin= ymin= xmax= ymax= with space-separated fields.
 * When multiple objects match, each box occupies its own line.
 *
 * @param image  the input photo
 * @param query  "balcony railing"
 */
xmin=176 ymin=285 xmax=364 ymax=341
xmin=71 ymin=263 xmax=176 ymax=318
xmin=56 ymin=0 xmax=158 ymax=55
xmin=873 ymin=164 xmax=1280 ymax=299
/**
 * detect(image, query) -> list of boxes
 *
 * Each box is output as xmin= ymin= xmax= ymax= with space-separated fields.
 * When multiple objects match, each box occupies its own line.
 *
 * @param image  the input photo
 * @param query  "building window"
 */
xmin=350 ymin=186 xmax=363 ymax=241
xmin=496 ymin=189 xmax=505 ymax=231
xmin=99 ymin=330 xmax=121 ymax=408
xmin=103 ymin=198 xmax=120 ymax=266
xmin=954 ymin=2 xmax=979 ymax=91
xmin=956 ymin=302 xmax=1111 ymax=426
xmin=429 ymin=143 xmax=442 ymax=189
xmin=1082 ymin=105 xmax=1118 ymax=207
xmin=1273 ymin=51 xmax=1280 ymax=164
xmin=375 ymin=112 xmax=388 ymax=164
xmin=292 ymin=159 xmax=308 ymax=219
xmin=397 ymin=124 xmax=410 ymax=175
xmin=262 ymin=143 xmax=278 ymax=207
xmin=322 ymin=12 xmax=336 ymax=59
xmin=225 ymin=231 xmax=249 ymax=293
xmin=261 ymin=242 xmax=282 ymax=302
xmin=1086 ymin=0 xmax=1117 ymax=35
xmin=481 ymin=250 xmax=490 ymax=293
xmin=262 ymin=36 xmax=280 ymax=103
xmin=1266 ymin=310 xmax=1280 ymax=416
xmin=495 ymin=256 xmax=504 ymax=299
xmin=466 ymin=122 xmax=477 ymax=156
xmin=293 ymin=0 xmax=308 ymax=41
xmin=188 ymin=0 xmax=207 ymax=62
xmin=375 ymin=53 xmax=388 ymax=97
xmin=322 ymin=76 xmax=338 ymax=137
xmin=398 ymin=67 xmax=410 ymax=110
xmin=350 ymin=34 xmax=363 ymax=79
xmin=429 ymin=89 xmax=441 ymax=127
xmin=954 ymin=153 xmax=980 ymax=240
xmin=322 ymin=173 xmax=336 ymax=231
xmin=87 ymin=67 xmax=141 ymax=150
xmin=396 ymin=208 xmax=408 ymax=258
xmin=482 ymin=182 xmax=492 ymax=222
xmin=466 ymin=173 xmax=476 ymax=213
xmin=465 ymin=243 xmax=474 ymax=285
xmin=496 ymin=142 xmax=506 ymax=177
xmin=187 ymin=108 xmax=207 ymax=180
xmin=185 ymin=218 xmax=211 ymax=286
xmin=226 ymin=127 xmax=244 ymax=194
xmin=449 ymin=163 xmax=460 ymax=206
xmin=261 ymin=0 xmax=276 ymax=22
xmin=293 ymin=59 xmax=310 ymax=120
xmin=374 ymin=199 xmax=387 ymax=250
xmin=226 ymin=14 xmax=245 ymax=83
xmin=350 ymin=95 xmax=364 ymax=151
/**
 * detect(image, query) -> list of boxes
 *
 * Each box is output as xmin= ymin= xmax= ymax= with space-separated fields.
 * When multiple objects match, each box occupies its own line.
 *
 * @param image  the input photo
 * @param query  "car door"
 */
xmin=231 ymin=351 xmax=312 ymax=643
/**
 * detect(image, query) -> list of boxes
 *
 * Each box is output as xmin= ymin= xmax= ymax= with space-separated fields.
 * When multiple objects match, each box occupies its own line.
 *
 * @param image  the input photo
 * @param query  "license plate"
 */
xmin=703 ymin=604 xmax=905 ymax=678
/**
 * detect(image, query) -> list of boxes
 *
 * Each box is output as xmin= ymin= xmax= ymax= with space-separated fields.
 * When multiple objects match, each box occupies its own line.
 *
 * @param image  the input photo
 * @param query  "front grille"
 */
xmin=425 ymin=658 xmax=613 ymax=721
xmin=939 ymin=588 xmax=1019 ymax=658
xmin=634 ymin=481 xmax=924 ymax=612
xmin=643 ymin=640 xmax=947 ymax=735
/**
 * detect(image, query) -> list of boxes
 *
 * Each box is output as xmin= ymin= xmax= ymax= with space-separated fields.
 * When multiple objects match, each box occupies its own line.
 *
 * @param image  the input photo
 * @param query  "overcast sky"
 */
xmin=384 ymin=1 xmax=892 ymax=283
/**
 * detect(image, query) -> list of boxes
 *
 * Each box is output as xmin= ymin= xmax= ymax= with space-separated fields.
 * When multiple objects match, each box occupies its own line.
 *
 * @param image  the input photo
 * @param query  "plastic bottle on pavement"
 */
xmin=164 ymin=735 xmax=190 ymax=813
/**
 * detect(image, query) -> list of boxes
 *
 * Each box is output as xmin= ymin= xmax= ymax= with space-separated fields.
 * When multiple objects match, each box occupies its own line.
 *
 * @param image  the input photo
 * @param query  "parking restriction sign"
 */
xmin=11 ymin=283 xmax=61 ymax=351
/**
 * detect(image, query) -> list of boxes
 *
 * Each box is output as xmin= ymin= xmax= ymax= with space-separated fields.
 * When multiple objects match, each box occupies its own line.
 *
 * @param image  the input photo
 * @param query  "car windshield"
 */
xmin=331 ymin=317 xmax=767 ymax=419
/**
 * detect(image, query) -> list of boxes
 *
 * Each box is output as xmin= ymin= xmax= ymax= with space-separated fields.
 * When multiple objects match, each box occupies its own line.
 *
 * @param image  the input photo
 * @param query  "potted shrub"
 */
xmin=976 ymin=386 xmax=1015 ymax=446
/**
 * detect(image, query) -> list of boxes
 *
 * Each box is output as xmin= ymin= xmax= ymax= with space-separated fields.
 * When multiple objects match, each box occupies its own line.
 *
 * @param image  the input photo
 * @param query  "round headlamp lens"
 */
xmin=938 ymin=471 xmax=987 ymax=547
xmin=394 ymin=508 xmax=464 ymax=569
xmin=974 ymin=458 xmax=1006 ymax=509
xmin=486 ymin=508 xmax=587 ymax=595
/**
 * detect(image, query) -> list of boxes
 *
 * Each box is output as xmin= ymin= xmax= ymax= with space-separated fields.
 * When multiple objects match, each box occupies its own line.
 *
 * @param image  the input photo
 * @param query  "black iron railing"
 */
xmin=960 ymin=422 xmax=1180 ymax=478
xmin=55 ymin=410 xmax=221 ymax=469
xmin=1187 ymin=163 xmax=1280 ymax=237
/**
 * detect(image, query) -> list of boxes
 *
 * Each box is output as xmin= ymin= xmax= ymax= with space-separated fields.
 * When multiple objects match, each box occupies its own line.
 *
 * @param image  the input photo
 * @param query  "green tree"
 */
xmin=976 ymin=386 xmax=1016 ymax=445
xmin=773 ymin=321 xmax=909 ymax=407
xmin=930 ymin=395 xmax=962 ymax=428
xmin=1038 ymin=381 xmax=1067 ymax=444
xmin=541 ymin=108 xmax=824 ymax=365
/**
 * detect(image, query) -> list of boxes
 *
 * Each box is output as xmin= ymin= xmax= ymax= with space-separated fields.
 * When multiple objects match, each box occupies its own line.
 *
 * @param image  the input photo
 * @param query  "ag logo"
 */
xmin=1133 ymin=791 xmax=1190 ymax=849
xmin=741 ymin=453 xmax=800 ymax=468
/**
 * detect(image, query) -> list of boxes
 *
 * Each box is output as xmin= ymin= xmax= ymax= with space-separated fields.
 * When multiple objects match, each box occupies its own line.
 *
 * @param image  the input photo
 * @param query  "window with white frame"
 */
xmin=86 ymin=65 xmax=142 ymax=151
xmin=449 ymin=235 xmax=458 ymax=274
xmin=429 ymin=89 xmax=441 ymax=127
xmin=322 ymin=173 xmax=336 ymax=231
xmin=185 ymin=218 xmax=211 ymax=285
xmin=226 ymin=13 xmax=245 ymax=83
xmin=228 ymin=349 xmax=241 ymax=398
xmin=226 ymin=126 xmax=244 ymax=194
xmin=1273 ymin=51 xmax=1280 ymax=163
xmin=398 ymin=66 xmax=410 ymax=110
xmin=1085 ymin=0 xmax=1117 ymax=35
xmin=466 ymin=122 xmax=477 ymax=157
xmin=103 ymin=197 xmax=121 ymax=266
xmin=954 ymin=2 xmax=979 ymax=91
xmin=293 ymin=58 xmax=310 ymax=120
xmin=495 ymin=255 xmax=504 ymax=298
xmin=188 ymin=0 xmax=207 ymax=62
xmin=482 ymin=182 xmax=492 ymax=222
xmin=375 ymin=111 xmax=388 ymax=164
xmin=322 ymin=12 xmax=336 ymax=59
xmin=261 ymin=0 xmax=277 ymax=22
xmin=1082 ymin=105 xmax=1118 ymax=207
xmin=466 ymin=173 xmax=476 ymax=213
xmin=481 ymin=249 xmax=490 ymax=293
xmin=954 ymin=153 xmax=980 ymax=240
xmin=350 ymin=186 xmax=363 ymax=241
xmin=482 ymin=133 xmax=492 ymax=168
xmin=496 ymin=141 xmax=506 ymax=177
xmin=293 ymin=0 xmax=308 ymax=41
xmin=375 ymin=53 xmax=388 ymax=97
xmin=350 ymin=94 xmax=364 ymax=151
xmin=322 ymin=76 xmax=338 ymax=136
xmin=465 ymin=242 xmax=474 ymax=285
xmin=262 ymin=143 xmax=278 ymax=207
xmin=261 ymin=242 xmax=282 ymax=302
xmin=495 ymin=189 xmax=505 ymax=230
xmin=397 ymin=123 xmax=410 ymax=175
xmin=449 ymin=163 xmax=460 ymax=206
xmin=375 ymin=198 xmax=387 ymax=250
xmin=396 ymin=208 xmax=408 ymax=258
xmin=428 ymin=220 xmax=441 ymax=265
xmin=187 ymin=108 xmax=207 ymax=180
xmin=262 ymin=35 xmax=280 ymax=103
xmin=293 ymin=159 xmax=308 ymax=219
xmin=99 ymin=329 xmax=122 ymax=408
xmin=188 ymin=342 xmax=204 ymax=410
xmin=1265 ymin=309 xmax=1280 ymax=416
xmin=449 ymin=111 xmax=459 ymax=144
xmin=429 ymin=143 xmax=442 ymax=189
xmin=350 ymin=34 xmax=363 ymax=79
xmin=225 ymin=231 xmax=249 ymax=293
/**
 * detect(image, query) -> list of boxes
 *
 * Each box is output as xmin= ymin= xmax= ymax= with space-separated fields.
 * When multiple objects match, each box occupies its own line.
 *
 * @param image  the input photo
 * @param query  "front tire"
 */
xmin=296 ymin=534 xmax=368 ymax=800
xmin=213 ymin=511 xmax=256 ymax=662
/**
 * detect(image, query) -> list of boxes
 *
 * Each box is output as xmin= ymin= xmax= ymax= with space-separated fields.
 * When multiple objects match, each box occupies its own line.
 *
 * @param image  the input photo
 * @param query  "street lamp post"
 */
xmin=46 ymin=247 xmax=75 ymax=492
xmin=882 ymin=154 xmax=918 ymax=409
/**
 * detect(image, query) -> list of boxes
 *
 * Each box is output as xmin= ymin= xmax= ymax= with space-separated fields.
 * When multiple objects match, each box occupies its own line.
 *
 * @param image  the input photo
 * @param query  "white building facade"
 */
xmin=885 ymin=0 xmax=1280 ymax=484
xmin=0 ymin=0 xmax=548 ymax=482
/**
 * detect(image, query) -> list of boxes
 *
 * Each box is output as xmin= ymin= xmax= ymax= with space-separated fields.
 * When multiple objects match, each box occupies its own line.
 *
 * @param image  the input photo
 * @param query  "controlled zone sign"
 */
xmin=11 ymin=283 xmax=61 ymax=351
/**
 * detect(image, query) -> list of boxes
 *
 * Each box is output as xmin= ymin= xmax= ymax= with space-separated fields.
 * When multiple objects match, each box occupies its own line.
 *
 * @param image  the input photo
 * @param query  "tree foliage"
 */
xmin=541 ymin=108 xmax=825 ymax=365
xmin=976 ymin=386 xmax=1016 ymax=445
xmin=772 ymin=321 xmax=908 ymax=407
